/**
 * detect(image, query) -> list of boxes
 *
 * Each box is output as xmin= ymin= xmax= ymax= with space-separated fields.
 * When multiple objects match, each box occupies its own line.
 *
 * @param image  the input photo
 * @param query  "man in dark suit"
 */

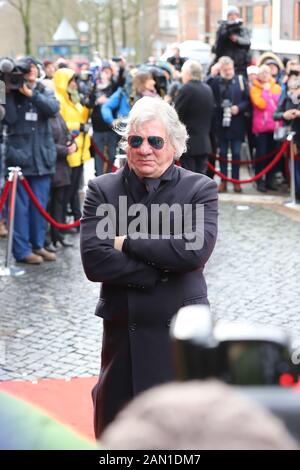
xmin=80 ymin=97 xmax=218 ymax=438
xmin=175 ymin=60 xmax=215 ymax=174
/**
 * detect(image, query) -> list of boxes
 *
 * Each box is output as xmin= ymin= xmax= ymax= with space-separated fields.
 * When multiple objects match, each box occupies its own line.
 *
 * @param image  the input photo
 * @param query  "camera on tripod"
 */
xmin=221 ymin=98 xmax=232 ymax=127
xmin=0 ymin=57 xmax=31 ymax=91
xmin=171 ymin=305 xmax=300 ymax=386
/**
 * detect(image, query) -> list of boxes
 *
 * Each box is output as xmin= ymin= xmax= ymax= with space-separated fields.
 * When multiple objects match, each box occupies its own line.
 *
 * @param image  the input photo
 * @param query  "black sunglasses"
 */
xmin=128 ymin=135 xmax=165 ymax=150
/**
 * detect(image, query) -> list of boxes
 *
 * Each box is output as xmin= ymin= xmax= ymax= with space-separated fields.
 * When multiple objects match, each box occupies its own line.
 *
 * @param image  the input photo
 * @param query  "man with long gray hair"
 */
xmin=80 ymin=97 xmax=218 ymax=438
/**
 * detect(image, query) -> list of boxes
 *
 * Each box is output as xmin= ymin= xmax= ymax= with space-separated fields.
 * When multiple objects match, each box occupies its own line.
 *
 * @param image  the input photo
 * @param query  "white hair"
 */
xmin=181 ymin=60 xmax=203 ymax=81
xmin=118 ymin=97 xmax=188 ymax=160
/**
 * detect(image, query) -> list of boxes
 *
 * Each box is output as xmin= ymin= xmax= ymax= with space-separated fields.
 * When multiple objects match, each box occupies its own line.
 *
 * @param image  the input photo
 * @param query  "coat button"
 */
xmin=127 ymin=283 xmax=132 ymax=288
xmin=129 ymin=322 xmax=137 ymax=332
xmin=166 ymin=319 xmax=171 ymax=328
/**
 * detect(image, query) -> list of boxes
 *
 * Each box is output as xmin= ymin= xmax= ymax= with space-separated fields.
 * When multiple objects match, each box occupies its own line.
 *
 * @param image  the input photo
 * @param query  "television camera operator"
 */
xmin=212 ymin=5 xmax=251 ymax=76
xmin=1 ymin=56 xmax=59 ymax=264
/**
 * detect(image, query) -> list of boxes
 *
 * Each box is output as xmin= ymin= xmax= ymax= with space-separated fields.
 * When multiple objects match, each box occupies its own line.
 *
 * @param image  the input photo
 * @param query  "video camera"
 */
xmin=221 ymin=18 xmax=243 ymax=35
xmin=171 ymin=305 xmax=300 ymax=386
xmin=171 ymin=305 xmax=300 ymax=442
xmin=0 ymin=57 xmax=31 ymax=91
xmin=75 ymin=70 xmax=96 ymax=108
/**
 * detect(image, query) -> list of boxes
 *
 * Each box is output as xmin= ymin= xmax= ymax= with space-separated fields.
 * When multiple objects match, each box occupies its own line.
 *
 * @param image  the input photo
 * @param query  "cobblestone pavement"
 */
xmin=0 ymin=199 xmax=300 ymax=382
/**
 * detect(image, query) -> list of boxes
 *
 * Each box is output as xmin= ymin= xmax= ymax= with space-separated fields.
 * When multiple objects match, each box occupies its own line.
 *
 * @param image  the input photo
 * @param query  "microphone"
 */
xmin=0 ymin=104 xmax=5 ymax=121
xmin=0 ymin=57 xmax=15 ymax=73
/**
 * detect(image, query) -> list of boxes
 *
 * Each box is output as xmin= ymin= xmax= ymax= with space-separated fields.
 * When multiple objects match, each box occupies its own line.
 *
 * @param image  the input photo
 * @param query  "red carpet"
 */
xmin=0 ymin=376 xmax=98 ymax=441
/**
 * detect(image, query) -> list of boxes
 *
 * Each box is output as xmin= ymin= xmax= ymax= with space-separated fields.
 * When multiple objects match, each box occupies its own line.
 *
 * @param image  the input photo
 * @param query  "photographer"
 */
xmin=207 ymin=56 xmax=250 ymax=192
xmin=212 ymin=5 xmax=251 ymax=76
xmin=273 ymin=75 xmax=300 ymax=201
xmin=3 ymin=56 xmax=59 ymax=264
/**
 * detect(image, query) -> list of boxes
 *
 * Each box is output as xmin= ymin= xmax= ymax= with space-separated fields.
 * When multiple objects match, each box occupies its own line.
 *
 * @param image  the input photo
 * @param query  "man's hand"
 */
xmin=283 ymin=109 xmax=300 ymax=120
xmin=114 ymin=235 xmax=126 ymax=251
xmin=96 ymin=95 xmax=107 ymax=105
xmin=211 ymin=63 xmax=221 ymax=76
xmin=229 ymin=34 xmax=238 ymax=42
xmin=18 ymin=84 xmax=33 ymax=98
xmin=67 ymin=142 xmax=77 ymax=154
xmin=231 ymin=105 xmax=239 ymax=115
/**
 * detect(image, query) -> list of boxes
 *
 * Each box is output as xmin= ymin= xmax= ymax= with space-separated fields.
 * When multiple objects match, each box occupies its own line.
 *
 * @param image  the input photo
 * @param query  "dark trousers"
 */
xmin=48 ymin=185 xmax=70 ymax=243
xmin=64 ymin=165 xmax=83 ymax=221
xmin=219 ymin=138 xmax=243 ymax=180
xmin=254 ymin=132 xmax=277 ymax=183
xmin=181 ymin=154 xmax=208 ymax=174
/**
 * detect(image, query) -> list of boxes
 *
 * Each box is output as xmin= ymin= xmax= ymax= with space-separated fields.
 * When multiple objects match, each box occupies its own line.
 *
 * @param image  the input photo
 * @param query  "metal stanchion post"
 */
xmin=0 ymin=167 xmax=25 ymax=277
xmin=285 ymin=131 xmax=298 ymax=208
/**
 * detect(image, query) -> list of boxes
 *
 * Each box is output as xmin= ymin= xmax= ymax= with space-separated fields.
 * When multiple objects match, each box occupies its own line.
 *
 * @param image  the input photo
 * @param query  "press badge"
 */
xmin=25 ymin=112 xmax=38 ymax=121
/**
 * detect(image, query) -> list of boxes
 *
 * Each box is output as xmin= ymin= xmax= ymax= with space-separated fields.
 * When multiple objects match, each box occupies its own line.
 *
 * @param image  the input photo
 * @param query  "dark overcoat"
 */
xmin=175 ymin=80 xmax=215 ymax=156
xmin=4 ymin=84 xmax=59 ymax=176
xmin=207 ymin=74 xmax=250 ymax=141
xmin=80 ymin=163 xmax=218 ymax=437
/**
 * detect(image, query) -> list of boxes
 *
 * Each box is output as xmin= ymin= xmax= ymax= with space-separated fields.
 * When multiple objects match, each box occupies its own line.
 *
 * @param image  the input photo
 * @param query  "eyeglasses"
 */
xmin=128 ymin=135 xmax=165 ymax=150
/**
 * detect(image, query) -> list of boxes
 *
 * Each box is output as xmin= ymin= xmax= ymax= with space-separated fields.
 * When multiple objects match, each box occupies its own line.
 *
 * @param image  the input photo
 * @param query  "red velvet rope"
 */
xmin=91 ymin=138 xmax=118 ymax=172
xmin=21 ymin=178 xmax=80 ymax=229
xmin=0 ymin=180 xmax=12 ymax=213
xmin=208 ymin=140 xmax=289 ymax=184
xmin=211 ymin=147 xmax=278 ymax=165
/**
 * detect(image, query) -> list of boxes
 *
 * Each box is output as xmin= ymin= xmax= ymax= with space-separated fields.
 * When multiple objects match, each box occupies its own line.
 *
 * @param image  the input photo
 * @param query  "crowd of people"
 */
xmin=0 ymin=3 xmax=299 ymax=250
xmin=1 ymin=5 xmax=300 ymax=450
xmin=0 ymin=8 xmax=299 ymax=260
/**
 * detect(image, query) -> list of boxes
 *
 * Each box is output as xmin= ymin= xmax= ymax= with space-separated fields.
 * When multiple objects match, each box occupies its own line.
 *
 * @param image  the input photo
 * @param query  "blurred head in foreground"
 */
xmin=102 ymin=380 xmax=298 ymax=450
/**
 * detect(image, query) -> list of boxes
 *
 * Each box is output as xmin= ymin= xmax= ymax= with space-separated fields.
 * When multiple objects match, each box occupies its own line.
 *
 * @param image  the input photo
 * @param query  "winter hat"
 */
xmin=227 ymin=5 xmax=239 ymax=16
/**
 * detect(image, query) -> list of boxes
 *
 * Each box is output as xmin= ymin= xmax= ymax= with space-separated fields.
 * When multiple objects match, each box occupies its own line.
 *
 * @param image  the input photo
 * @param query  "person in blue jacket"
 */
xmin=4 ymin=56 xmax=59 ymax=264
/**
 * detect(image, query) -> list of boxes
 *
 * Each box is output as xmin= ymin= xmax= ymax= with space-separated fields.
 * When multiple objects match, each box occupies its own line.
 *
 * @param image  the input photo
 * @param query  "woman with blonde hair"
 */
xmin=250 ymin=64 xmax=281 ymax=192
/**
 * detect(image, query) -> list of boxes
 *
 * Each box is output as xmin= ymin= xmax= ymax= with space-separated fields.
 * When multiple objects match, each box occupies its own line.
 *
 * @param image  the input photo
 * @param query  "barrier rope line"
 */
xmin=211 ymin=147 xmax=278 ymax=165
xmin=207 ymin=140 xmax=289 ymax=184
xmin=21 ymin=178 xmax=80 ymax=230
xmin=91 ymin=138 xmax=118 ymax=172
xmin=0 ymin=180 xmax=12 ymax=213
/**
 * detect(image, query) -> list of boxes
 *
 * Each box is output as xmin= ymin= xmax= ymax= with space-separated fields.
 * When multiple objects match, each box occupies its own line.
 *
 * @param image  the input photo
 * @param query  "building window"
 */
xmin=262 ymin=5 xmax=268 ymax=24
xmin=246 ymin=6 xmax=253 ymax=25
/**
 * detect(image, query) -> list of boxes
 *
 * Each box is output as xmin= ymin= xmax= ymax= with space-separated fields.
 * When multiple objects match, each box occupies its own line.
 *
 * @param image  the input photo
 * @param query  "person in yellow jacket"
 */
xmin=53 ymin=67 xmax=91 ymax=222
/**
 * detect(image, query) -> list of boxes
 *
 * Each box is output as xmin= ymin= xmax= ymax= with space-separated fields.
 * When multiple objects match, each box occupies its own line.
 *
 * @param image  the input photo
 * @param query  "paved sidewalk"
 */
xmin=0 ymin=197 xmax=300 ymax=383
